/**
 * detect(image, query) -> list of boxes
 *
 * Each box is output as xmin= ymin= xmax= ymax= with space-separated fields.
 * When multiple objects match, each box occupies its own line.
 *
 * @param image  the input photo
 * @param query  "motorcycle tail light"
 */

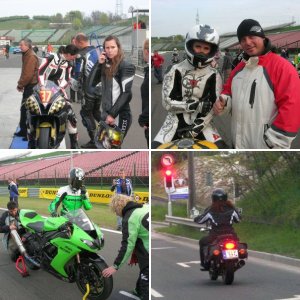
xmin=239 ymin=249 xmax=247 ymax=255
xmin=213 ymin=249 xmax=220 ymax=256
xmin=224 ymin=242 xmax=236 ymax=250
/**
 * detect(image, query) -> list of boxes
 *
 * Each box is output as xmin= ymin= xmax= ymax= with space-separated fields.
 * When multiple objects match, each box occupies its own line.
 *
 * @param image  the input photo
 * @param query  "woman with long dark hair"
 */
xmin=194 ymin=188 xmax=241 ymax=269
xmin=97 ymin=35 xmax=136 ymax=147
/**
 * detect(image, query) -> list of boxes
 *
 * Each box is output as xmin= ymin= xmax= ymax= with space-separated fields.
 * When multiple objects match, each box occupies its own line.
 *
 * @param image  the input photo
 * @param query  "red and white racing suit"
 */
xmin=221 ymin=50 xmax=300 ymax=149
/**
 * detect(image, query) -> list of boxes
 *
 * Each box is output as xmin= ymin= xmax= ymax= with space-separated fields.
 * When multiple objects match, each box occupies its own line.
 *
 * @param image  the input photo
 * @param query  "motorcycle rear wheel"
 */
xmin=222 ymin=264 xmax=234 ymax=285
xmin=38 ymin=127 xmax=50 ymax=149
xmin=76 ymin=259 xmax=113 ymax=300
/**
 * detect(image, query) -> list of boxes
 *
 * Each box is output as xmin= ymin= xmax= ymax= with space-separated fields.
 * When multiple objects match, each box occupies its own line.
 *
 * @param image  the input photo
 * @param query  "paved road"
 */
xmin=0 ymin=54 xmax=147 ymax=149
xmin=151 ymin=52 xmax=300 ymax=148
xmin=151 ymin=231 xmax=300 ymax=300
xmin=0 ymin=209 xmax=140 ymax=300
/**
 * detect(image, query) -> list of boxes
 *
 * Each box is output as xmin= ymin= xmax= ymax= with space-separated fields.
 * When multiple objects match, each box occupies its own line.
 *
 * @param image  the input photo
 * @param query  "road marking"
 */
xmin=177 ymin=261 xmax=200 ymax=268
xmin=151 ymin=288 xmax=164 ymax=298
xmin=119 ymin=291 xmax=140 ymax=299
xmin=274 ymin=296 xmax=300 ymax=300
xmin=135 ymin=74 xmax=144 ymax=79
xmin=152 ymin=247 xmax=175 ymax=250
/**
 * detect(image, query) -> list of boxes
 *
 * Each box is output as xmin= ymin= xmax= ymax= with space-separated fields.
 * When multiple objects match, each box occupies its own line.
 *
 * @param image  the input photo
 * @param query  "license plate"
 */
xmin=222 ymin=250 xmax=238 ymax=259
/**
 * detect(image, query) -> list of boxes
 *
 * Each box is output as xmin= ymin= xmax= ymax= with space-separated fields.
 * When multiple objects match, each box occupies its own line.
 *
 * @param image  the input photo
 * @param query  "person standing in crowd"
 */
xmin=97 ymin=35 xmax=135 ymax=145
xmin=102 ymin=194 xmax=149 ymax=300
xmin=111 ymin=168 xmax=133 ymax=230
xmin=151 ymin=50 xmax=164 ymax=83
xmin=221 ymin=48 xmax=233 ymax=83
xmin=37 ymin=44 xmax=79 ymax=149
xmin=15 ymin=38 xmax=39 ymax=139
xmin=152 ymin=24 xmax=225 ymax=148
xmin=8 ymin=178 xmax=19 ymax=205
xmin=5 ymin=43 xmax=10 ymax=59
xmin=214 ymin=19 xmax=300 ymax=149
xmin=138 ymin=39 xmax=149 ymax=148
xmin=74 ymin=33 xmax=101 ymax=148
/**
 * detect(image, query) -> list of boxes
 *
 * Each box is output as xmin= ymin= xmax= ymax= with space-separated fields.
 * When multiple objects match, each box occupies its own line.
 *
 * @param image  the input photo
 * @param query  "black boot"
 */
xmin=69 ymin=133 xmax=79 ymax=149
xmin=81 ymin=130 xmax=96 ymax=149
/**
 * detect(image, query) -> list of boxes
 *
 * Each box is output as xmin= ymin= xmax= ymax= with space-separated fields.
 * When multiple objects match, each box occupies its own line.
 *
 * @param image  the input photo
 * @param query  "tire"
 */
xmin=38 ymin=127 xmax=50 ymax=149
xmin=76 ymin=259 xmax=113 ymax=300
xmin=222 ymin=263 xmax=235 ymax=285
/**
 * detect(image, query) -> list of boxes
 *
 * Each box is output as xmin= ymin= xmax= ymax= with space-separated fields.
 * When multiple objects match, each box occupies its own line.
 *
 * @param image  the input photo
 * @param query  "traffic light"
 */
xmin=165 ymin=169 xmax=173 ymax=188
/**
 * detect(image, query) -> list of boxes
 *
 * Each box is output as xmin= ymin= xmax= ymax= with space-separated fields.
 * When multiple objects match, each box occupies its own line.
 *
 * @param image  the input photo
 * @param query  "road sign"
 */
xmin=161 ymin=154 xmax=175 ymax=167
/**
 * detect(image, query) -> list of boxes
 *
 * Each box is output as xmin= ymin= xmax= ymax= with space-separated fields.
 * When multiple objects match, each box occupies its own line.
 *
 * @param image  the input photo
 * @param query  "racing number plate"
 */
xmin=222 ymin=250 xmax=238 ymax=259
xmin=39 ymin=90 xmax=52 ymax=103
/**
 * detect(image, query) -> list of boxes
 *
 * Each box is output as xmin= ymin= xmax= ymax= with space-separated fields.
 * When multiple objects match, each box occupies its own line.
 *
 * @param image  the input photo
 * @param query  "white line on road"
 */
xmin=135 ymin=74 xmax=144 ymax=79
xmin=151 ymin=288 xmax=164 ymax=298
xmin=119 ymin=291 xmax=140 ymax=299
xmin=274 ymin=296 xmax=300 ymax=300
xmin=152 ymin=247 xmax=175 ymax=250
xmin=177 ymin=261 xmax=200 ymax=268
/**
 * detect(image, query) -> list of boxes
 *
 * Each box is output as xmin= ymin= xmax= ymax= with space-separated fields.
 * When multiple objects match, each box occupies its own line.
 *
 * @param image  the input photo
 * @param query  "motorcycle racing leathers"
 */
xmin=48 ymin=185 xmax=92 ymax=216
xmin=100 ymin=60 xmax=136 ymax=137
xmin=38 ymin=53 xmax=78 ymax=148
xmin=153 ymin=59 xmax=224 ymax=148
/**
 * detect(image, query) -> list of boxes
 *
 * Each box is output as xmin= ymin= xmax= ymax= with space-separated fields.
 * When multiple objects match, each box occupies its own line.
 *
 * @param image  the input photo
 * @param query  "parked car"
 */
xmin=13 ymin=47 xmax=22 ymax=54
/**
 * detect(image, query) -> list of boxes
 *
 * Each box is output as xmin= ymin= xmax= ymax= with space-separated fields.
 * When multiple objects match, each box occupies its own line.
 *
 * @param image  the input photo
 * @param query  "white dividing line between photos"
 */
xmin=176 ymin=261 xmax=200 ymax=268
xmin=151 ymin=288 xmax=164 ymax=298
xmin=152 ymin=247 xmax=176 ymax=250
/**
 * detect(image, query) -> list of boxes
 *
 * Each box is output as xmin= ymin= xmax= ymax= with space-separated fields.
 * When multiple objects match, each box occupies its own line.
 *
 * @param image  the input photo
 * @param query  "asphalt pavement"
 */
xmin=0 ymin=208 xmax=140 ymax=300
xmin=152 ymin=231 xmax=300 ymax=300
xmin=0 ymin=53 xmax=147 ymax=149
xmin=151 ymin=52 xmax=300 ymax=149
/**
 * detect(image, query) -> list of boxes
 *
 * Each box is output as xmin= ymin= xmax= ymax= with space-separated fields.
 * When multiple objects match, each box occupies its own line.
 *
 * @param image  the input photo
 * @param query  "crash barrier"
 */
xmin=165 ymin=215 xmax=205 ymax=228
xmin=39 ymin=188 xmax=148 ymax=204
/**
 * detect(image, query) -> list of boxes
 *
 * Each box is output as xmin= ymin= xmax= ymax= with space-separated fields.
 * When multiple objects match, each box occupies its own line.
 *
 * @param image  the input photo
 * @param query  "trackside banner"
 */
xmin=18 ymin=188 xmax=28 ymax=198
xmin=39 ymin=188 xmax=148 ymax=204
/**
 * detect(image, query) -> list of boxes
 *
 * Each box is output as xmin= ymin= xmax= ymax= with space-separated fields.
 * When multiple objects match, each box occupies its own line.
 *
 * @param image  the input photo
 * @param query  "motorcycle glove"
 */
xmin=51 ymin=211 xmax=58 ymax=217
xmin=81 ymin=186 xmax=87 ymax=196
xmin=192 ymin=117 xmax=205 ymax=136
xmin=186 ymin=99 xmax=199 ymax=113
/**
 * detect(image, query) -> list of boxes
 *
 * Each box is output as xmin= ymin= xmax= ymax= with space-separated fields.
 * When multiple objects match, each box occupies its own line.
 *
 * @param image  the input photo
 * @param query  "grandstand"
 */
xmin=27 ymin=29 xmax=56 ymax=43
xmin=0 ymin=151 xmax=149 ymax=187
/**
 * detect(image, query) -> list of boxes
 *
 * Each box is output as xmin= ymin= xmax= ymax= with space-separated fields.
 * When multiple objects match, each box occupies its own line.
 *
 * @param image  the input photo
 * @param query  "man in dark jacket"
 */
xmin=8 ymin=178 xmax=19 ymax=205
xmin=0 ymin=201 xmax=22 ymax=261
xmin=15 ymin=38 xmax=39 ymax=139
xmin=103 ymin=194 xmax=149 ymax=300
xmin=138 ymin=39 xmax=149 ymax=148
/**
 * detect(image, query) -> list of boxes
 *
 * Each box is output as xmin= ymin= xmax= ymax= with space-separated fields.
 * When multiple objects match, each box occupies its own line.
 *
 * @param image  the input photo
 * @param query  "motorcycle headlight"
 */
xmin=81 ymin=239 xmax=97 ymax=249
xmin=25 ymin=96 xmax=41 ymax=115
xmin=48 ymin=97 xmax=65 ymax=115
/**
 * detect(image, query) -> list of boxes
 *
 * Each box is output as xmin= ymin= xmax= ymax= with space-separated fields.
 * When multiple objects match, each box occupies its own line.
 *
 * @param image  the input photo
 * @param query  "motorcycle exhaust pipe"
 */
xmin=10 ymin=229 xmax=27 ymax=255
xmin=235 ymin=260 xmax=245 ymax=270
xmin=10 ymin=230 xmax=40 ymax=268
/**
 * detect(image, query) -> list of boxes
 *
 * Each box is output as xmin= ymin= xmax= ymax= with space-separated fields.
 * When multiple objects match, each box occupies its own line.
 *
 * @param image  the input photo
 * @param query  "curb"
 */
xmin=152 ymin=221 xmax=300 ymax=268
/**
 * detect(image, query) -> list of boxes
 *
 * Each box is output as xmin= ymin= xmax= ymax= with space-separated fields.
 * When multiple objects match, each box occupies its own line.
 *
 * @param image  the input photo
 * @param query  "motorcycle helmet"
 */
xmin=212 ymin=188 xmax=228 ymax=202
xmin=94 ymin=121 xmax=124 ymax=149
xmin=185 ymin=24 xmax=219 ymax=68
xmin=69 ymin=167 xmax=85 ymax=190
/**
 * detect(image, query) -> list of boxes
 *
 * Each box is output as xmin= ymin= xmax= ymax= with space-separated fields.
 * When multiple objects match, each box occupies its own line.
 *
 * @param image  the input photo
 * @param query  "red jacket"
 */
xmin=152 ymin=53 xmax=164 ymax=68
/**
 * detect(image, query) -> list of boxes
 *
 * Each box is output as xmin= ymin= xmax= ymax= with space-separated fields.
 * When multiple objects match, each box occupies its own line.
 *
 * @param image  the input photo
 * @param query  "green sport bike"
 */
xmin=17 ymin=208 xmax=113 ymax=300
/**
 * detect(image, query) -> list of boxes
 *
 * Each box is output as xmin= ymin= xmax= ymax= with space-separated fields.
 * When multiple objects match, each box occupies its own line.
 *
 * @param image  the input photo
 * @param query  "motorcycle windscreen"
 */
xmin=64 ymin=209 xmax=95 ymax=231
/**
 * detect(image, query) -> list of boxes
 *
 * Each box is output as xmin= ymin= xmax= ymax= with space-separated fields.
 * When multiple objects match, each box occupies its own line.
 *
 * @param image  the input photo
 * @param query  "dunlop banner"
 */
xmin=18 ymin=188 xmax=28 ymax=198
xmin=39 ymin=188 xmax=149 ymax=204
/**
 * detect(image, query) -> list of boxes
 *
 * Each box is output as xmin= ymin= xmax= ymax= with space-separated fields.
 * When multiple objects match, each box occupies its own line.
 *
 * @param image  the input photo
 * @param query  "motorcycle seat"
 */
xmin=212 ymin=234 xmax=237 ymax=243
xmin=26 ymin=221 xmax=44 ymax=233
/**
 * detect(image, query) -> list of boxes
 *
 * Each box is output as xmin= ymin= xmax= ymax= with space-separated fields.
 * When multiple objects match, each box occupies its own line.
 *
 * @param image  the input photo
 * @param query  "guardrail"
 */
xmin=165 ymin=215 xmax=205 ymax=228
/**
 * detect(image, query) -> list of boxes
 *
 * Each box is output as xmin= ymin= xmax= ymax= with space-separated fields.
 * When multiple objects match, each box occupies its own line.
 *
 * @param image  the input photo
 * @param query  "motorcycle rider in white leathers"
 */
xmin=152 ymin=24 xmax=226 ymax=148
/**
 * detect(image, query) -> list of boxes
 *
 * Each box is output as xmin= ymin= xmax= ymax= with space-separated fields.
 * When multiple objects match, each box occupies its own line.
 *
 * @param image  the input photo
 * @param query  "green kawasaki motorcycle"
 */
xmin=18 ymin=208 xmax=113 ymax=300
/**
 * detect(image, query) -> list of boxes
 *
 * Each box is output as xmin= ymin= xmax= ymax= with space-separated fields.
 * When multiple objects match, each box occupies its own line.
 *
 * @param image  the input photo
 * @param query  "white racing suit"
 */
xmin=153 ymin=59 xmax=225 ymax=147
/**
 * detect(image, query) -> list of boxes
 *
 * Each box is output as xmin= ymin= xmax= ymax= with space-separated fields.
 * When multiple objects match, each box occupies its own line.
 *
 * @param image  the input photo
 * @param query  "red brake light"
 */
xmin=165 ymin=170 xmax=172 ymax=176
xmin=224 ymin=242 xmax=235 ymax=250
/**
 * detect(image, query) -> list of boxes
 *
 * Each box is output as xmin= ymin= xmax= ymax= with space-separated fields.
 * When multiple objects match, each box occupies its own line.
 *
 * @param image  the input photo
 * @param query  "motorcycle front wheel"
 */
xmin=76 ymin=259 xmax=113 ymax=300
xmin=38 ymin=127 xmax=50 ymax=149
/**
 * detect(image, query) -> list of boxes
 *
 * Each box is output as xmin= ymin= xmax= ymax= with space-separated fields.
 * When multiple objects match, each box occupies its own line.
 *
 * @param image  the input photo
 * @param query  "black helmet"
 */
xmin=212 ymin=188 xmax=227 ymax=202
xmin=69 ymin=167 xmax=85 ymax=190
xmin=94 ymin=121 xmax=124 ymax=149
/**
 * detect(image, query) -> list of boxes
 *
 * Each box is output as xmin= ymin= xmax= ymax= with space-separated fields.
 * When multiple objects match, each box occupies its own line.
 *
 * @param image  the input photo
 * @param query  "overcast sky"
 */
xmin=0 ymin=0 xmax=149 ymax=18
xmin=152 ymin=0 xmax=300 ymax=37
